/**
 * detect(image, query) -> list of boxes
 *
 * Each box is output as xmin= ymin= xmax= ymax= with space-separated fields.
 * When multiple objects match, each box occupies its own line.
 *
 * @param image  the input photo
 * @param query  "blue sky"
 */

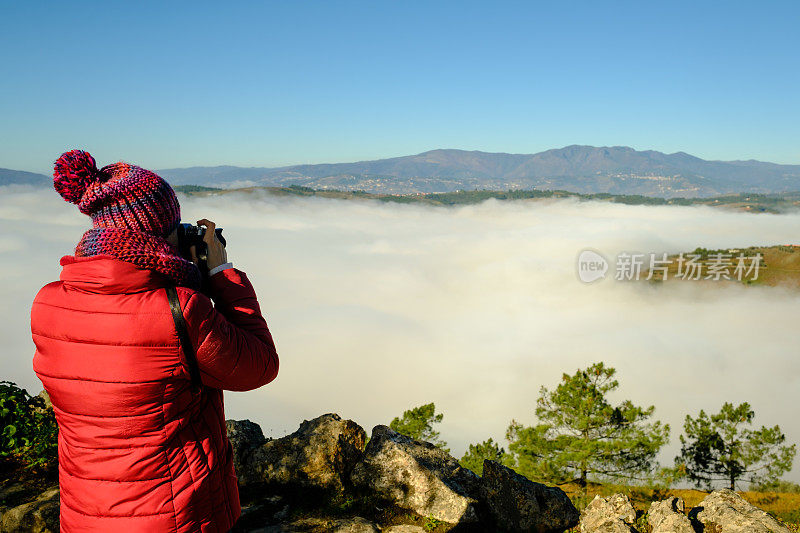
xmin=2 ymin=1 xmax=799 ymax=173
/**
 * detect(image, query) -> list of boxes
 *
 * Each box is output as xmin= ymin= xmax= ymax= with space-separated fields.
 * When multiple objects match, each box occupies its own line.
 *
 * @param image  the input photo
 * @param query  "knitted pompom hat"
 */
xmin=53 ymin=149 xmax=180 ymax=237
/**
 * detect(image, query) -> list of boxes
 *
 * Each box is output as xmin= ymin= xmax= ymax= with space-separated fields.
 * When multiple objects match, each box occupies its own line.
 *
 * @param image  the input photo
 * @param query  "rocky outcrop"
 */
xmin=480 ymin=459 xmax=580 ymax=532
xmin=0 ymin=486 xmax=59 ymax=533
xmin=8 ymin=413 xmax=791 ymax=533
xmin=350 ymin=425 xmax=482 ymax=524
xmin=691 ymin=488 xmax=790 ymax=533
xmin=348 ymin=425 xmax=579 ymax=530
xmin=647 ymin=497 xmax=693 ymax=533
xmin=579 ymin=493 xmax=637 ymax=533
xmin=238 ymin=413 xmax=367 ymax=493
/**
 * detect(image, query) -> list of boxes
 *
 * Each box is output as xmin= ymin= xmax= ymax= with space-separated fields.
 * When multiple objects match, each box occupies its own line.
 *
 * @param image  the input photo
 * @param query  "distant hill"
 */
xmin=7 ymin=147 xmax=800 ymax=197
xmin=159 ymin=146 xmax=800 ymax=197
xmin=642 ymin=245 xmax=800 ymax=289
xmin=175 ymin=185 xmax=800 ymax=214
xmin=0 ymin=168 xmax=49 ymax=186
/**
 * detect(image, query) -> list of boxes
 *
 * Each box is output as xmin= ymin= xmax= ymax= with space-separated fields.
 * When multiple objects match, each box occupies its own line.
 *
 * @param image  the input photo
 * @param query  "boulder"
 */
xmin=479 ymin=460 xmax=579 ymax=532
xmin=648 ymin=497 xmax=693 ymax=533
xmin=226 ymin=419 xmax=269 ymax=481
xmin=237 ymin=414 xmax=367 ymax=493
xmin=0 ymin=487 xmax=59 ymax=533
xmin=579 ymin=493 xmax=637 ymax=533
xmin=350 ymin=425 xmax=482 ymax=524
xmin=691 ymin=488 xmax=790 ymax=533
xmin=382 ymin=526 xmax=426 ymax=533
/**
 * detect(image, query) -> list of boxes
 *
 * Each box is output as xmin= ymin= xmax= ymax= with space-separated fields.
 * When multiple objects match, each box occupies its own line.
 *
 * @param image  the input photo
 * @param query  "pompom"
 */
xmin=53 ymin=149 xmax=102 ymax=203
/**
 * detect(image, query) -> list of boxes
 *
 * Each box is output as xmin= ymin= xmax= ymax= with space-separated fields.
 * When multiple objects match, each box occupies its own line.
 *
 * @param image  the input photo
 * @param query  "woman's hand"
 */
xmin=189 ymin=218 xmax=228 ymax=271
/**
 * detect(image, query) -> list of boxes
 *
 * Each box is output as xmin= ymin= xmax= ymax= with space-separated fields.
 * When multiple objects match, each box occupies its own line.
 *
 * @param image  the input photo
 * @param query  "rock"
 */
xmin=326 ymin=517 xmax=380 ymax=533
xmin=0 ymin=481 xmax=48 ymax=510
xmin=479 ymin=460 xmax=580 ymax=532
xmin=234 ymin=495 xmax=290 ymax=531
xmin=350 ymin=425 xmax=482 ymax=524
xmin=692 ymin=488 xmax=790 ymax=533
xmin=579 ymin=493 xmax=637 ymax=533
xmin=251 ymin=516 xmax=379 ymax=532
xmin=36 ymin=390 xmax=52 ymax=410
xmin=241 ymin=414 xmax=367 ymax=493
xmin=227 ymin=419 xmax=269 ymax=481
xmin=0 ymin=487 xmax=59 ymax=533
xmin=30 ymin=390 xmax=53 ymax=417
xmin=383 ymin=526 xmax=427 ymax=533
xmin=272 ymin=504 xmax=290 ymax=521
xmin=648 ymin=497 xmax=693 ymax=533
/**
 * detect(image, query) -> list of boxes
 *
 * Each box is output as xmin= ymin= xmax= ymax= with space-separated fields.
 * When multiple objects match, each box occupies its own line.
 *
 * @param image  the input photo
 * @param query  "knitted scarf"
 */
xmin=75 ymin=227 xmax=201 ymax=289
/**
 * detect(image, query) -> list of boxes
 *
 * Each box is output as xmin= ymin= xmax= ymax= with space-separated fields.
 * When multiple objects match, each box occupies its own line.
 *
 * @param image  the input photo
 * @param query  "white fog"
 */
xmin=2 ymin=185 xmax=798 ymax=481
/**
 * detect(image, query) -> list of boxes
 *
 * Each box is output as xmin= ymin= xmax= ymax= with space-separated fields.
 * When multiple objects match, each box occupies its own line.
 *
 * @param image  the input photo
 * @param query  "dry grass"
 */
xmin=560 ymin=482 xmax=800 ymax=530
xmin=643 ymin=245 xmax=800 ymax=289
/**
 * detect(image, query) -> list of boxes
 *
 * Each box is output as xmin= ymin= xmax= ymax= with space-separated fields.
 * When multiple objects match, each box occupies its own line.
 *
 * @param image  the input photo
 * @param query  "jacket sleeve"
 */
xmin=181 ymin=268 xmax=279 ymax=391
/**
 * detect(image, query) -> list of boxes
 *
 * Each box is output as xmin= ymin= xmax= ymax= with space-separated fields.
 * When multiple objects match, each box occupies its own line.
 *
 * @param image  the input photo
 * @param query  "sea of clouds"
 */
xmin=3 ymin=185 xmax=799 ymax=482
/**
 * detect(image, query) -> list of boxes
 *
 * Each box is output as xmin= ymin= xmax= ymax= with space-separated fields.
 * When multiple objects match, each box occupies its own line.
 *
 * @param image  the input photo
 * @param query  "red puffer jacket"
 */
xmin=30 ymin=254 xmax=279 ymax=532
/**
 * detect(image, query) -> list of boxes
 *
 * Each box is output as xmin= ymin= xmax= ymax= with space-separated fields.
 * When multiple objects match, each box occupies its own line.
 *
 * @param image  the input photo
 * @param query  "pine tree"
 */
xmin=506 ymin=362 xmax=669 ymax=486
xmin=389 ymin=402 xmax=449 ymax=452
xmin=676 ymin=402 xmax=796 ymax=490
xmin=459 ymin=438 xmax=511 ymax=475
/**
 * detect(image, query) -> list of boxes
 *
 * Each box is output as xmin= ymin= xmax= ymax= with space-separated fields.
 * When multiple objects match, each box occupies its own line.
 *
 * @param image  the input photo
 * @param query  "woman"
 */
xmin=30 ymin=150 xmax=279 ymax=532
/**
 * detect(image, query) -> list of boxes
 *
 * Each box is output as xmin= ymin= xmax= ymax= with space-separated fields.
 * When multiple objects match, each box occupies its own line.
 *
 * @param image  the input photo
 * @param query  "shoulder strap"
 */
xmin=165 ymin=285 xmax=202 ymax=391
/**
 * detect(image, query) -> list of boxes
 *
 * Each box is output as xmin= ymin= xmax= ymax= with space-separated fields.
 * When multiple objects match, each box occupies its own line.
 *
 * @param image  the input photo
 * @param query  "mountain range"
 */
xmin=6 ymin=146 xmax=800 ymax=197
xmin=0 ymin=168 xmax=50 ymax=187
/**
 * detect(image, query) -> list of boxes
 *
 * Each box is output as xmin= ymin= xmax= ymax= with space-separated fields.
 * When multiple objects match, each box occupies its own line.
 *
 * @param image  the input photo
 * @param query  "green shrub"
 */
xmin=0 ymin=381 xmax=58 ymax=473
xmin=423 ymin=515 xmax=443 ymax=532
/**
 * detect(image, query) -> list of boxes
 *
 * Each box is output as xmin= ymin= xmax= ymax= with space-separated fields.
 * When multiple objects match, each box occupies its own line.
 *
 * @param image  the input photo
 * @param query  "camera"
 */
xmin=177 ymin=223 xmax=227 ymax=276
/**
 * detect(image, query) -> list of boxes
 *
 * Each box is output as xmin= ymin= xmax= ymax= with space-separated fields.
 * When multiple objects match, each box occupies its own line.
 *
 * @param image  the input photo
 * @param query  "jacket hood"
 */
xmin=59 ymin=254 xmax=170 ymax=294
